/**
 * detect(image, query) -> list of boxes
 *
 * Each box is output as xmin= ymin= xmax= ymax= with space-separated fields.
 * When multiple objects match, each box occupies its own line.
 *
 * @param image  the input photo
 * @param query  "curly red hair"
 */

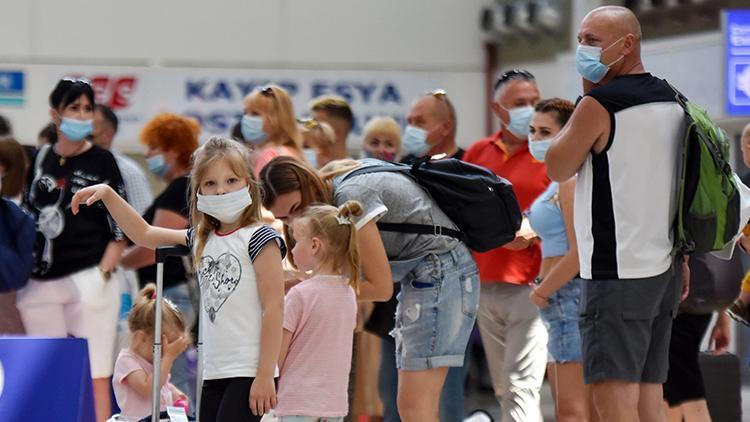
xmin=139 ymin=113 xmax=201 ymax=169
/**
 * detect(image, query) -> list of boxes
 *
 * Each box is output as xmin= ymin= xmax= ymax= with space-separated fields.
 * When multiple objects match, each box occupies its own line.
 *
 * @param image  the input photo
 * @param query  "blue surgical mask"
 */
xmin=59 ymin=117 xmax=93 ymax=141
xmin=575 ymin=37 xmax=625 ymax=83
xmin=502 ymin=106 xmax=534 ymax=138
xmin=303 ymin=148 xmax=318 ymax=168
xmin=240 ymin=115 xmax=267 ymax=144
xmin=146 ymin=154 xmax=169 ymax=177
xmin=528 ymin=136 xmax=552 ymax=162
xmin=402 ymin=125 xmax=430 ymax=157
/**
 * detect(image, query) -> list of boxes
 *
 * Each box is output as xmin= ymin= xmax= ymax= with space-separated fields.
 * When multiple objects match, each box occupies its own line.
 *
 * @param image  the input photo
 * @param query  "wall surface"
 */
xmin=0 ymin=1 xmax=740 ymax=154
xmin=0 ymin=0 xmax=490 ymax=152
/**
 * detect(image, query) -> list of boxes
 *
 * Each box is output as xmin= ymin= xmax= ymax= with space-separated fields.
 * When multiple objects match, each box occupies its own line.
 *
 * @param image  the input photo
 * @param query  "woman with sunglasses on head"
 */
xmin=298 ymin=117 xmax=336 ymax=169
xmin=260 ymin=156 xmax=479 ymax=422
xmin=241 ymin=85 xmax=305 ymax=176
xmin=18 ymin=78 xmax=128 ymax=422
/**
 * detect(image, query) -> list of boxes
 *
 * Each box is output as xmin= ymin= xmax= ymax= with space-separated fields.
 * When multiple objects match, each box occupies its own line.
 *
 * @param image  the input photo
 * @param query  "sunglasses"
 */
xmin=428 ymin=88 xmax=448 ymax=97
xmin=61 ymin=77 xmax=92 ymax=86
xmin=297 ymin=118 xmax=321 ymax=130
xmin=259 ymin=86 xmax=275 ymax=97
xmin=494 ymin=69 xmax=534 ymax=91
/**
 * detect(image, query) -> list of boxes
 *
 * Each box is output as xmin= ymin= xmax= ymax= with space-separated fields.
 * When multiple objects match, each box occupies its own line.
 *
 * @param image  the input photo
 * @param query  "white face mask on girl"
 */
xmin=196 ymin=187 xmax=253 ymax=224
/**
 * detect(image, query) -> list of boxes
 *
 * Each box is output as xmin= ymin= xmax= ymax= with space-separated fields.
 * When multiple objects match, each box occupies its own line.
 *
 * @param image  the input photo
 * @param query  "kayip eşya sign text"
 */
xmin=726 ymin=9 xmax=750 ymax=116
xmin=51 ymin=67 xmax=440 ymax=146
xmin=0 ymin=70 xmax=24 ymax=107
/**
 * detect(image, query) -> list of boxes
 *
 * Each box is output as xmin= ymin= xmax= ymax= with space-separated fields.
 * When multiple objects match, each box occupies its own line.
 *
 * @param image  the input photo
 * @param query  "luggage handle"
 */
xmin=156 ymin=245 xmax=191 ymax=263
xmin=152 ymin=245 xmax=191 ymax=421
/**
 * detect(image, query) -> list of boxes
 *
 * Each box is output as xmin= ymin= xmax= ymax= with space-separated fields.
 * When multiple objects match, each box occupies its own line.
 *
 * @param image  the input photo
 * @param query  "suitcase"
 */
xmin=151 ymin=246 xmax=200 ymax=422
xmin=699 ymin=352 xmax=742 ymax=422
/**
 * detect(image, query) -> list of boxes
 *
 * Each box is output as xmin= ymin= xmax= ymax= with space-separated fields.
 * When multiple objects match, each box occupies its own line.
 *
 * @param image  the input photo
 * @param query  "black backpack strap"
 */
xmin=376 ymin=222 xmax=464 ymax=241
xmin=665 ymin=80 xmax=695 ymax=119
xmin=340 ymin=164 xmax=413 ymax=183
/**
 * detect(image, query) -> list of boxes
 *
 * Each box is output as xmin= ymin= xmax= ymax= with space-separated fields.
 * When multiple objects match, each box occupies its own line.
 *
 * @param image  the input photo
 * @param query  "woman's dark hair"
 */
xmin=49 ymin=78 xmax=95 ymax=110
xmin=38 ymin=123 xmax=58 ymax=145
xmin=534 ymin=98 xmax=575 ymax=128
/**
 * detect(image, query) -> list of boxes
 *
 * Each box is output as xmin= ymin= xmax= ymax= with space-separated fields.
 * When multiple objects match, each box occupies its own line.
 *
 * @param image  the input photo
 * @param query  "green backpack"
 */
xmin=672 ymin=84 xmax=740 ymax=255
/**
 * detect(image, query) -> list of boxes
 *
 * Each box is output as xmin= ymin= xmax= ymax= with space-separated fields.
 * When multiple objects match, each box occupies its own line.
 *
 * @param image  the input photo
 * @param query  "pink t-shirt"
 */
xmin=113 ymin=348 xmax=177 ymax=419
xmin=253 ymin=146 xmax=298 ymax=178
xmin=276 ymin=275 xmax=357 ymax=417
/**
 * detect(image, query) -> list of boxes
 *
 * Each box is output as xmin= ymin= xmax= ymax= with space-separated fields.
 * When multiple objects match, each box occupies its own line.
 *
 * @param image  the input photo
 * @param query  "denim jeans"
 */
xmin=392 ymin=244 xmax=479 ymax=370
xmin=539 ymin=278 xmax=583 ymax=363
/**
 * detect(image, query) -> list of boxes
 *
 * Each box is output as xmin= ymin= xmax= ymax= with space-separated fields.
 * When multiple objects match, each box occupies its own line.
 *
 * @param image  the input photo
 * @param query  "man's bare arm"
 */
xmin=546 ymin=96 xmax=610 ymax=181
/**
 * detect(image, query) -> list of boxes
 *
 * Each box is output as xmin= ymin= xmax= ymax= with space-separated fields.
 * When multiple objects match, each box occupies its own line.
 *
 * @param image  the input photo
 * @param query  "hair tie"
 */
xmin=336 ymin=215 xmax=353 ymax=226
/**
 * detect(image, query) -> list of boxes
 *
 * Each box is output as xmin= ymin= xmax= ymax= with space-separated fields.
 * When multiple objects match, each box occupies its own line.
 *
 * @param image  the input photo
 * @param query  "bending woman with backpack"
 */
xmin=260 ymin=156 xmax=480 ymax=422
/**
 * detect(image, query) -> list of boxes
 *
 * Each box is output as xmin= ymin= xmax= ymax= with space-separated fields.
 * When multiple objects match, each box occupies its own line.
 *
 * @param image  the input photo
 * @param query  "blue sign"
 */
xmin=727 ymin=10 xmax=750 ymax=116
xmin=0 ymin=70 xmax=24 ymax=106
xmin=0 ymin=337 xmax=95 ymax=421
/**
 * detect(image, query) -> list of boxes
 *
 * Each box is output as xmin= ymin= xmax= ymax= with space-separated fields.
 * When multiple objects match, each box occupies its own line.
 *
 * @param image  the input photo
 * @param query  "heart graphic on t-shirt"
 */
xmin=198 ymin=253 xmax=242 ymax=322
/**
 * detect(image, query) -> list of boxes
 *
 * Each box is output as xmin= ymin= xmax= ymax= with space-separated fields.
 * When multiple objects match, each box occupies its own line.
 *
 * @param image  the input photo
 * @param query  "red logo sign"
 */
xmin=89 ymin=75 xmax=137 ymax=110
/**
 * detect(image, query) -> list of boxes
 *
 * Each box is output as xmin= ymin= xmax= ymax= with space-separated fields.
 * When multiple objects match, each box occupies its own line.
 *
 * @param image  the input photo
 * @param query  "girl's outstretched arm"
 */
xmin=72 ymin=184 xmax=187 ymax=249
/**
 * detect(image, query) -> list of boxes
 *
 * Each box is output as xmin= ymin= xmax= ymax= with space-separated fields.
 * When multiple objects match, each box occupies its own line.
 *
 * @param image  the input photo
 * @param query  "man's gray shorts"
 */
xmin=579 ymin=265 xmax=681 ymax=384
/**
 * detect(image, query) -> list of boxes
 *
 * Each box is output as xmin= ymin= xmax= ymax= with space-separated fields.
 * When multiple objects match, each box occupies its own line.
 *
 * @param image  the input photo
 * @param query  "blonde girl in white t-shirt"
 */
xmin=72 ymin=137 xmax=286 ymax=422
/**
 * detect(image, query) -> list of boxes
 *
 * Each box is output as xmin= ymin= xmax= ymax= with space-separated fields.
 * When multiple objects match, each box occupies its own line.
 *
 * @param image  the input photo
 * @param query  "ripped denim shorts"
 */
xmin=391 ymin=243 xmax=480 ymax=371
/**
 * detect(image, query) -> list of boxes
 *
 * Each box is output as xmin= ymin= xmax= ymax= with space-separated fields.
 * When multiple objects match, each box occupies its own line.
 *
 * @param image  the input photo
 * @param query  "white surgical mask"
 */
xmin=528 ymin=135 xmax=553 ymax=162
xmin=196 ymin=187 xmax=253 ymax=224
xmin=502 ymin=106 xmax=535 ymax=138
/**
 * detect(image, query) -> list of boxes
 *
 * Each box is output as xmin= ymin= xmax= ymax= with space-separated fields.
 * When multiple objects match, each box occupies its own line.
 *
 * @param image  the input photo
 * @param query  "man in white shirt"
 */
xmin=92 ymin=105 xmax=153 ymax=215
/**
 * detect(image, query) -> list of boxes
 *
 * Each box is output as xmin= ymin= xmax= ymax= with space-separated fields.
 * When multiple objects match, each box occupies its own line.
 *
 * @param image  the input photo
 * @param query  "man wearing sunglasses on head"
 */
xmin=463 ymin=69 xmax=549 ymax=422
xmin=400 ymin=90 xmax=463 ymax=165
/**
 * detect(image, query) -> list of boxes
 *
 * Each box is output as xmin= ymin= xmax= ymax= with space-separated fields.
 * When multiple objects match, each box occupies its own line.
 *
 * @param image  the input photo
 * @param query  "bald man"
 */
xmin=546 ymin=7 xmax=686 ymax=421
xmin=401 ymin=90 xmax=462 ymax=162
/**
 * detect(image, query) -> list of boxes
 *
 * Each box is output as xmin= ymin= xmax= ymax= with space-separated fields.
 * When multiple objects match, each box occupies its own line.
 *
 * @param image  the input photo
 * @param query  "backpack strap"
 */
xmin=340 ymin=164 xmax=413 ymax=182
xmin=28 ymin=144 xmax=51 ymax=205
xmin=665 ymin=81 xmax=689 ymax=110
xmin=376 ymin=222 xmax=464 ymax=241
xmin=341 ymin=163 xmax=464 ymax=241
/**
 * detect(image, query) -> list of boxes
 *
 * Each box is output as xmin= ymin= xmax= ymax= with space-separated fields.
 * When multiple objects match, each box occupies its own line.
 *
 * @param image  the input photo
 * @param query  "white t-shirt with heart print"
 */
xmin=188 ymin=224 xmax=286 ymax=380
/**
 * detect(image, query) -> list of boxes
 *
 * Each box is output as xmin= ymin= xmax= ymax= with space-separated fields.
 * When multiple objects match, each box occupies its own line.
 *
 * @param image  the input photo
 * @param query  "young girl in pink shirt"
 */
xmin=276 ymin=201 xmax=362 ymax=422
xmin=113 ymin=284 xmax=189 ymax=419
